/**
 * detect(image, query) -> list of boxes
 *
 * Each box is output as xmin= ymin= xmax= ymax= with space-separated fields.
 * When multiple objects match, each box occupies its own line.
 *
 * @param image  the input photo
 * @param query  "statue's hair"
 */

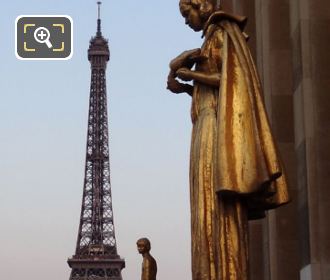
xmin=137 ymin=237 xmax=151 ymax=251
xmin=180 ymin=0 xmax=220 ymax=6
xmin=180 ymin=0 xmax=221 ymax=19
xmin=190 ymin=0 xmax=220 ymax=7
xmin=194 ymin=0 xmax=219 ymax=19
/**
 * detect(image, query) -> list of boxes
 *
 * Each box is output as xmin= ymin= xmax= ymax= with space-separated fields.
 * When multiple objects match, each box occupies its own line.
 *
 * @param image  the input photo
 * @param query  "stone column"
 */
xmin=221 ymin=1 xmax=270 ymax=280
xmin=252 ymin=1 xmax=300 ymax=279
xmin=290 ymin=0 xmax=330 ymax=279
xmin=219 ymin=1 xmax=330 ymax=279
xmin=222 ymin=1 xmax=300 ymax=279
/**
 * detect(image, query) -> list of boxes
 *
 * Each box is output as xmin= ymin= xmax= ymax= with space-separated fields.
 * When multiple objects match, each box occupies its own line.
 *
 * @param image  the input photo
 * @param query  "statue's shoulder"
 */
xmin=203 ymin=11 xmax=249 ymax=42
xmin=144 ymin=254 xmax=157 ymax=266
xmin=204 ymin=11 xmax=247 ymax=31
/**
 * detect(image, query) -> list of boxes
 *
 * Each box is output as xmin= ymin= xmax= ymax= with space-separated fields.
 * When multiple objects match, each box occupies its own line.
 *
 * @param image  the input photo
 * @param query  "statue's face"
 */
xmin=179 ymin=1 xmax=204 ymax=31
xmin=137 ymin=240 xmax=148 ymax=254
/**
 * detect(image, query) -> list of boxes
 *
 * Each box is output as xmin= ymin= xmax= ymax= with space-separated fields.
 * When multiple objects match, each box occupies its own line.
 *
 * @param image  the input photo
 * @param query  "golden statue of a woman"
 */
xmin=167 ymin=1 xmax=290 ymax=279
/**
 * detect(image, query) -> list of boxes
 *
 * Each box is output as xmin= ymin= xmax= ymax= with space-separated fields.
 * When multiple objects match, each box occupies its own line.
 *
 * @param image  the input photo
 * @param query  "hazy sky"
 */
xmin=0 ymin=1 xmax=204 ymax=279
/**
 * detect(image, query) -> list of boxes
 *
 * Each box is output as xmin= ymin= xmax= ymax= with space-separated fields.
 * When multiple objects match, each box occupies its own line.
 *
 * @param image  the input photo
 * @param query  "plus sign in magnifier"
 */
xmin=34 ymin=26 xmax=53 ymax=48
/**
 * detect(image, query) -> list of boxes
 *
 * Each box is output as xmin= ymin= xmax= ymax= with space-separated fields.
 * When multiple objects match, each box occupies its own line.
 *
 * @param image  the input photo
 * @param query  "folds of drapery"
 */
xmin=208 ymin=14 xmax=290 ymax=219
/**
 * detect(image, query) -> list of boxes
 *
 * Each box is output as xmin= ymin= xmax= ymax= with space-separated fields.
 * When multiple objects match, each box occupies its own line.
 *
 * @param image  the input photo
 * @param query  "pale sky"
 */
xmin=0 ymin=1 xmax=204 ymax=279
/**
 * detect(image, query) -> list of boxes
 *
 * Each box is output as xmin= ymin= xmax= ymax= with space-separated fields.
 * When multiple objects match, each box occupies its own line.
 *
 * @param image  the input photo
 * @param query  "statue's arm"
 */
xmin=176 ymin=67 xmax=221 ymax=88
xmin=174 ymin=29 xmax=223 ymax=88
xmin=167 ymin=48 xmax=204 ymax=96
xmin=167 ymin=70 xmax=193 ymax=96
xmin=169 ymin=48 xmax=201 ymax=71
xmin=142 ymin=259 xmax=152 ymax=280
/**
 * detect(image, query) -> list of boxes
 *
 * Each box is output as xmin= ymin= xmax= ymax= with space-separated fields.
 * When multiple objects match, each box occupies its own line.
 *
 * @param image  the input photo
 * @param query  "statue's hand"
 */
xmin=167 ymin=70 xmax=193 ymax=96
xmin=169 ymin=48 xmax=201 ymax=71
xmin=176 ymin=67 xmax=194 ymax=82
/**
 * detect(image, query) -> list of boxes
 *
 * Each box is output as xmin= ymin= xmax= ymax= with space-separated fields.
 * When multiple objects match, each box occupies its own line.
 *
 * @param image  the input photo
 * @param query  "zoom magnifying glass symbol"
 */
xmin=34 ymin=27 xmax=53 ymax=48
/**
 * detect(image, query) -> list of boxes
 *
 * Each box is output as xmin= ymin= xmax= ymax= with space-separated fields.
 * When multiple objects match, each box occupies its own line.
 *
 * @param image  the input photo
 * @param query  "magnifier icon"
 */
xmin=34 ymin=27 xmax=53 ymax=48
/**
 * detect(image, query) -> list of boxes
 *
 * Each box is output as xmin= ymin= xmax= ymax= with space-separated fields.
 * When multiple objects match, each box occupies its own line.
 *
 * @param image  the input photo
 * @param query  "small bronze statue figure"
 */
xmin=137 ymin=238 xmax=157 ymax=280
xmin=167 ymin=0 xmax=290 ymax=279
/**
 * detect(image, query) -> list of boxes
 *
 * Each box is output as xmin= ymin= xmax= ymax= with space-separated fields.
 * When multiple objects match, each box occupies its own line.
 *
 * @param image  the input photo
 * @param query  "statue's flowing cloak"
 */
xmin=204 ymin=12 xmax=290 ymax=219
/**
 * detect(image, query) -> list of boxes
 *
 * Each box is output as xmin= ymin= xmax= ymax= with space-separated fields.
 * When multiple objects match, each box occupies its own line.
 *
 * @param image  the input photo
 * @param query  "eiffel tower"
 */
xmin=68 ymin=2 xmax=125 ymax=279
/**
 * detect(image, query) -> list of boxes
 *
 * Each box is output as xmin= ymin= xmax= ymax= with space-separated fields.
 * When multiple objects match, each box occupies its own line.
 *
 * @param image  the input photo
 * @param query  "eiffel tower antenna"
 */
xmin=97 ymin=1 xmax=102 ymax=35
xmin=97 ymin=1 xmax=101 ymax=19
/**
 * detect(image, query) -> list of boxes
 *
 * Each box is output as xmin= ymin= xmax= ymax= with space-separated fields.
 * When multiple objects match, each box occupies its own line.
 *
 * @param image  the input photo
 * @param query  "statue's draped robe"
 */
xmin=189 ymin=11 xmax=289 ymax=280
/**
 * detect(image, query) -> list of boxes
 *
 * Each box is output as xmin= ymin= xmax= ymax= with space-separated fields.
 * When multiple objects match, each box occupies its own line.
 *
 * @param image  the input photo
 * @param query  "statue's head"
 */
xmin=179 ymin=0 xmax=218 ymax=31
xmin=136 ymin=238 xmax=151 ymax=254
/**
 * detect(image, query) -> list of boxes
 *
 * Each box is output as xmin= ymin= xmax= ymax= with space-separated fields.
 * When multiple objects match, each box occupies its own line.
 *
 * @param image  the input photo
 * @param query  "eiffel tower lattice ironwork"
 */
xmin=68 ymin=2 xmax=125 ymax=279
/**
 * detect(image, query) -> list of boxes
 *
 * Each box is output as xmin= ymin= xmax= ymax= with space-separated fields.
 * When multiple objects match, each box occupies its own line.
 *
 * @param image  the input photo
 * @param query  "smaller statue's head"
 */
xmin=137 ymin=238 xmax=151 ymax=254
xmin=179 ymin=0 xmax=217 ymax=31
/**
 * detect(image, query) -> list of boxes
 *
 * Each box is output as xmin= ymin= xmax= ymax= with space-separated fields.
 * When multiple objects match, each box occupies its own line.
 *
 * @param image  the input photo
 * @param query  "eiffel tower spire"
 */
xmin=97 ymin=1 xmax=102 ymax=36
xmin=68 ymin=2 xmax=125 ymax=279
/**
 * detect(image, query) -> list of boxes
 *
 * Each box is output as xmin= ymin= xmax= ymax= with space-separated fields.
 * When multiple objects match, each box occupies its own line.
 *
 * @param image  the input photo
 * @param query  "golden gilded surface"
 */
xmin=137 ymin=238 xmax=157 ymax=280
xmin=167 ymin=1 xmax=290 ymax=279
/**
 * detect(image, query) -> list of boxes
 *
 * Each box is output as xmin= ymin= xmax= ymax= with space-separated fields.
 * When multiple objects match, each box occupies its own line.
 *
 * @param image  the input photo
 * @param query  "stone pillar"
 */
xmin=221 ymin=1 xmax=270 ymax=280
xmin=253 ymin=1 xmax=301 ymax=280
xmin=219 ymin=1 xmax=330 ymax=279
xmin=290 ymin=0 xmax=330 ymax=279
